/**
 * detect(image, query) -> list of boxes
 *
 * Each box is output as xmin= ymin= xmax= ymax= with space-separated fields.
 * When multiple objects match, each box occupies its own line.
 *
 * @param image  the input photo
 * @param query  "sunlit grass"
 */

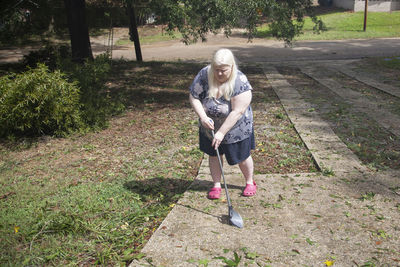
xmin=116 ymin=31 xmax=182 ymax=45
xmin=257 ymin=10 xmax=400 ymax=40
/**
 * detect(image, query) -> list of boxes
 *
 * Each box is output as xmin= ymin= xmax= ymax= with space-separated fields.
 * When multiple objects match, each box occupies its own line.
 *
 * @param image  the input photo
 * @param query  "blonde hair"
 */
xmin=207 ymin=49 xmax=238 ymax=100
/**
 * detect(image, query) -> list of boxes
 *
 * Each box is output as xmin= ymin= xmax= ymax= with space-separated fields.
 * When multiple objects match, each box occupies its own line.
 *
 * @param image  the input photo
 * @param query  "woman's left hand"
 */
xmin=212 ymin=131 xmax=224 ymax=150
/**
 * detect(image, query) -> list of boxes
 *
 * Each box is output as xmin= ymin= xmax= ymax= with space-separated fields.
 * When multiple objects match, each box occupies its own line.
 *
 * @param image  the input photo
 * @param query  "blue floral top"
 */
xmin=189 ymin=66 xmax=253 ymax=144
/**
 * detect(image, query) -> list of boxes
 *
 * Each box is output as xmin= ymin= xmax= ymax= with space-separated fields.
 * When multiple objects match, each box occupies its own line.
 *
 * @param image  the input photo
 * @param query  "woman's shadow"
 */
xmin=123 ymin=176 xmax=242 ymax=226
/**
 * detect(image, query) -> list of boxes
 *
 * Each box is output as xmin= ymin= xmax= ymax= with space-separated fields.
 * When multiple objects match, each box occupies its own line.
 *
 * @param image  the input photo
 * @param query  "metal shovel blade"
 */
xmin=211 ymin=130 xmax=244 ymax=229
xmin=229 ymin=206 xmax=244 ymax=228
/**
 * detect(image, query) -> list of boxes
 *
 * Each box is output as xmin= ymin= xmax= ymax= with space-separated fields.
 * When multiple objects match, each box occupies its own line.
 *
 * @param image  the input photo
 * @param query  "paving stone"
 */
xmin=331 ymin=64 xmax=400 ymax=98
xmin=263 ymin=65 xmax=369 ymax=173
xmin=130 ymin=169 xmax=400 ymax=266
xmin=299 ymin=65 xmax=400 ymax=137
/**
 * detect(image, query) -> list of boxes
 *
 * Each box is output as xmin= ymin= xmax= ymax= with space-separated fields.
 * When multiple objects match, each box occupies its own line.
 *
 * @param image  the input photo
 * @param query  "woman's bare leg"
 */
xmin=209 ymin=155 xmax=222 ymax=188
xmin=238 ymin=155 xmax=254 ymax=184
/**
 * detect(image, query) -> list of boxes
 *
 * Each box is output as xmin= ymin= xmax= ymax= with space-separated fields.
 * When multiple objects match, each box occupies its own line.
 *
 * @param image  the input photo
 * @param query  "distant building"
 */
xmin=333 ymin=0 xmax=400 ymax=12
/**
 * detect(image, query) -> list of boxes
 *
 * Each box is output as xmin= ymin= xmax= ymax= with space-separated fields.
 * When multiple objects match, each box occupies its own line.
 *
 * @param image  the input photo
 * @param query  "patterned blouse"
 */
xmin=189 ymin=66 xmax=253 ymax=144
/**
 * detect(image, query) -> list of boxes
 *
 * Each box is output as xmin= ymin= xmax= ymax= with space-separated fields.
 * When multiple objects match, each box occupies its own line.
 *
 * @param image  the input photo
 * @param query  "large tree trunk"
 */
xmin=127 ymin=2 xmax=143 ymax=62
xmin=64 ymin=0 xmax=93 ymax=63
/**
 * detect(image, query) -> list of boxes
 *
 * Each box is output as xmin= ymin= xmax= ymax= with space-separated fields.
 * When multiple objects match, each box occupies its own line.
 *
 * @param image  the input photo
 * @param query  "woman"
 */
xmin=189 ymin=48 xmax=256 ymax=199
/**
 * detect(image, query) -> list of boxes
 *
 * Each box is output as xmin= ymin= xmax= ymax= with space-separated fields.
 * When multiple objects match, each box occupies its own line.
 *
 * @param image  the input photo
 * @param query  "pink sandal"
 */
xmin=243 ymin=182 xmax=257 ymax=197
xmin=208 ymin=187 xmax=222 ymax=199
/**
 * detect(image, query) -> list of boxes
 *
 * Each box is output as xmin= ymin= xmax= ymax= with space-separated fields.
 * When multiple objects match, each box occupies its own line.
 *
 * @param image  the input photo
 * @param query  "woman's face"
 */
xmin=214 ymin=64 xmax=232 ymax=84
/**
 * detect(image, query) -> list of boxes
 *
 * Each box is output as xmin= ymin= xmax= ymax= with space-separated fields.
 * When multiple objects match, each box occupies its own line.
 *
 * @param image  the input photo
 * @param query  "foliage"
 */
xmin=150 ymin=0 xmax=325 ymax=44
xmin=1 ymin=45 xmax=125 ymax=138
xmin=22 ymin=44 xmax=71 ymax=71
xmin=264 ymin=10 xmax=400 ymax=41
xmin=0 ymin=0 xmax=66 ymax=45
xmin=0 ymin=64 xmax=83 ymax=137
xmin=59 ymin=53 xmax=125 ymax=129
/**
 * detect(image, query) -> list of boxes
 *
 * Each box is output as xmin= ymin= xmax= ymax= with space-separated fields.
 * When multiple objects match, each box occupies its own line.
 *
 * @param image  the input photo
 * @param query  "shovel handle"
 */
xmin=211 ymin=130 xmax=232 ymax=207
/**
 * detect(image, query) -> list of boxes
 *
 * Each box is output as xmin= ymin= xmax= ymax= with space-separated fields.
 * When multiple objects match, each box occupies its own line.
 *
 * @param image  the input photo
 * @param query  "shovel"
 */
xmin=212 ymin=131 xmax=244 ymax=228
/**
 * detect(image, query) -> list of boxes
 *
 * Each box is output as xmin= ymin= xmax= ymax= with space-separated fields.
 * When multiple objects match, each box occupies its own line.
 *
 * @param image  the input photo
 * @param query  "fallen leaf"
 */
xmin=292 ymin=249 xmax=300 ymax=254
xmin=0 ymin=192 xmax=16 ymax=200
xmin=324 ymin=260 xmax=334 ymax=266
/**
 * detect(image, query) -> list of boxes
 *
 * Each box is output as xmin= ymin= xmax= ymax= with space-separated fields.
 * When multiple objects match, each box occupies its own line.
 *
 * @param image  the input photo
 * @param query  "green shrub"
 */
xmin=22 ymin=45 xmax=71 ymax=71
xmin=59 ymin=53 xmax=125 ymax=129
xmin=0 ymin=64 xmax=83 ymax=137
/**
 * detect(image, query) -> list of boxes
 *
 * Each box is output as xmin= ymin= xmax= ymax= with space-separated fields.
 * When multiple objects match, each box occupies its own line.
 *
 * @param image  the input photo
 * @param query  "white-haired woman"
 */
xmin=189 ymin=48 xmax=256 ymax=199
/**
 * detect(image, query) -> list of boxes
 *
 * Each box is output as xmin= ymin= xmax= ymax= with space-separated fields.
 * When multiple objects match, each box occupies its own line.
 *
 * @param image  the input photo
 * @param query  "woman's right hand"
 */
xmin=200 ymin=117 xmax=214 ymax=130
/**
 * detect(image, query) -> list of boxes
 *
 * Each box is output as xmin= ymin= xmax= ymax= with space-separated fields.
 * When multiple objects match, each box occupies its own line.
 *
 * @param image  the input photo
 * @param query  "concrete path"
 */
xmin=129 ymin=63 xmax=400 ymax=267
xmin=129 ymin=159 xmax=399 ymax=266
xmin=329 ymin=63 xmax=400 ymax=99
xmin=299 ymin=64 xmax=400 ymax=137
xmin=263 ymin=65 xmax=369 ymax=174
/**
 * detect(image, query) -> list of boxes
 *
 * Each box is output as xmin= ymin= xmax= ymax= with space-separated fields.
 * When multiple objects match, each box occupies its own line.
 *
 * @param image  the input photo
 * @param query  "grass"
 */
xmin=0 ymin=61 xmax=202 ymax=266
xmin=115 ymin=26 xmax=182 ymax=46
xmin=256 ymin=9 xmax=400 ymax=40
xmin=116 ymin=32 xmax=181 ymax=45
xmin=0 ymin=61 xmax=316 ymax=266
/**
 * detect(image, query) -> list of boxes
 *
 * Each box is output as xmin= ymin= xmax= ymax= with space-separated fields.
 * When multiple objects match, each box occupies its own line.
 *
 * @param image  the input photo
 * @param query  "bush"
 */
xmin=59 ymin=53 xmax=125 ymax=129
xmin=3 ymin=46 xmax=125 ymax=138
xmin=22 ymin=44 xmax=71 ymax=71
xmin=0 ymin=64 xmax=83 ymax=137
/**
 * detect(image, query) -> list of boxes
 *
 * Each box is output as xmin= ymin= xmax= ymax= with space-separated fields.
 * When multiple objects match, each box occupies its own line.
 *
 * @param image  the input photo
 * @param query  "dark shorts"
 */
xmin=199 ymin=129 xmax=255 ymax=165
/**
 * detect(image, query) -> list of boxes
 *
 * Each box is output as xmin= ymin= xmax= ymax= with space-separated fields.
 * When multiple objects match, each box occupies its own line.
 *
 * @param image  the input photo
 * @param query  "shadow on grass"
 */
xmin=123 ymin=177 xmax=193 ymax=202
xmin=124 ymin=177 xmax=240 ymax=226
xmin=123 ymin=176 xmax=244 ymax=199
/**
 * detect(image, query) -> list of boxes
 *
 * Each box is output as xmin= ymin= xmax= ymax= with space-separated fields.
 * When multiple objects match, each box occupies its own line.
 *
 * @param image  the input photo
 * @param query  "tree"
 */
xmin=126 ymin=0 xmax=143 ymax=62
xmin=64 ymin=0 xmax=93 ymax=63
xmin=150 ymin=0 xmax=325 ymax=45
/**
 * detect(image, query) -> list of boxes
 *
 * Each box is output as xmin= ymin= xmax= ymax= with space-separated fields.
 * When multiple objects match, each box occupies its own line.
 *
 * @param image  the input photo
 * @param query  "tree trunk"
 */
xmin=64 ymin=0 xmax=93 ymax=63
xmin=127 ymin=2 xmax=143 ymax=62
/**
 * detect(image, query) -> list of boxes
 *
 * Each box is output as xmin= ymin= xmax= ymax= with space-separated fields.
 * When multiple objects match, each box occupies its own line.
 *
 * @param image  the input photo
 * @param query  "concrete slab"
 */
xmin=130 ymin=166 xmax=400 ymax=266
xmin=299 ymin=65 xmax=400 ymax=137
xmin=330 ymin=64 xmax=400 ymax=99
xmin=262 ymin=65 xmax=369 ymax=173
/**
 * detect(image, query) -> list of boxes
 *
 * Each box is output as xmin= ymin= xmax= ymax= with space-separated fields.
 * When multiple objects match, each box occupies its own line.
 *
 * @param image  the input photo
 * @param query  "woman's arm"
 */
xmin=212 ymin=90 xmax=252 ymax=148
xmin=189 ymin=94 xmax=214 ymax=130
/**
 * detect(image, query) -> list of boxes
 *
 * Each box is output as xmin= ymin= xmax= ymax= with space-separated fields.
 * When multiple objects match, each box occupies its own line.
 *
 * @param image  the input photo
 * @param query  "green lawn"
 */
xmin=257 ymin=10 xmax=400 ymax=40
